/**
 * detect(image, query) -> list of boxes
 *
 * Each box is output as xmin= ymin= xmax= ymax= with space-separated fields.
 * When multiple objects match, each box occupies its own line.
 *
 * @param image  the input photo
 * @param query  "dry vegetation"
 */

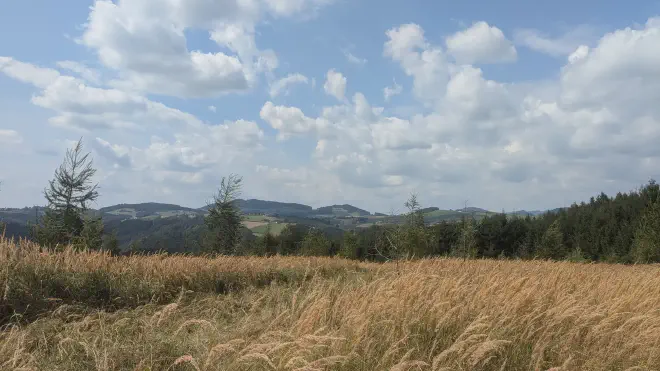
xmin=2 ymin=237 xmax=660 ymax=370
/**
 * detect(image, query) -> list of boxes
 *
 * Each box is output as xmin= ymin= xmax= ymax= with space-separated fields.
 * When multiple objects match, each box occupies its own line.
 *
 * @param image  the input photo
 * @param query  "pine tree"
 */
xmin=103 ymin=230 xmax=121 ymax=256
xmin=632 ymin=200 xmax=660 ymax=263
xmin=34 ymin=138 xmax=100 ymax=248
xmin=204 ymin=174 xmax=243 ymax=255
xmin=538 ymin=220 xmax=565 ymax=260
xmin=72 ymin=216 xmax=104 ymax=251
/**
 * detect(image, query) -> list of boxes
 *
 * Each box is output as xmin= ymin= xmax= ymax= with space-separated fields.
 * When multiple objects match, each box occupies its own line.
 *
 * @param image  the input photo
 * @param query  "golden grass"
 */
xmin=2 ymin=238 xmax=660 ymax=370
xmin=0 ymin=237 xmax=367 ymax=323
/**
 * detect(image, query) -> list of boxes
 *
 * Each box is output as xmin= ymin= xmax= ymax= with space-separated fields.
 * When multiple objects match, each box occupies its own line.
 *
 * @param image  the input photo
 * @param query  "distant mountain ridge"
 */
xmin=1 ymin=199 xmax=564 ymax=251
xmin=101 ymin=203 xmax=199 ymax=214
xmin=2 ymin=200 xmax=564 ymax=223
xmin=314 ymin=204 xmax=371 ymax=217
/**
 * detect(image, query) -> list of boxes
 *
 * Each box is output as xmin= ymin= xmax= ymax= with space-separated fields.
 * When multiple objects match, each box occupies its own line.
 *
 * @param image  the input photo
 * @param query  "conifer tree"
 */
xmin=632 ymin=200 xmax=660 ymax=263
xmin=204 ymin=174 xmax=243 ymax=255
xmin=34 ymin=138 xmax=100 ymax=248
xmin=103 ymin=230 xmax=121 ymax=256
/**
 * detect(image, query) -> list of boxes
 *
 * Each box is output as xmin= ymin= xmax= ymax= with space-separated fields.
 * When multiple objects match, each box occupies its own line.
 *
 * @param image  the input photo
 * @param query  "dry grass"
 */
xmin=2 ymin=238 xmax=660 ymax=370
xmin=0 ymin=237 xmax=367 ymax=324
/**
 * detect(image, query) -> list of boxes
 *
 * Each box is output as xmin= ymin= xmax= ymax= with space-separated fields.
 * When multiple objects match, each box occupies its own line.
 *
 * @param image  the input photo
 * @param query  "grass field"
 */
xmin=2 ymin=237 xmax=660 ymax=370
xmin=242 ymin=215 xmax=275 ymax=222
xmin=250 ymin=222 xmax=289 ymax=236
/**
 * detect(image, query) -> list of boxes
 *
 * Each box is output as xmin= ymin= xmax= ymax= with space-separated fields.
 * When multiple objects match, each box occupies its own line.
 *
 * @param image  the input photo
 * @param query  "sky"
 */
xmin=1 ymin=0 xmax=660 ymax=213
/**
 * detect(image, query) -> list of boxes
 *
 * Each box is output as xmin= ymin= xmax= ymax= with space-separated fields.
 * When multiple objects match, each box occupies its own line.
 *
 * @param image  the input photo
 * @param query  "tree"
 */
xmin=538 ymin=220 xmax=566 ymax=260
xmin=72 ymin=216 xmax=104 ymax=251
xmin=453 ymin=217 xmax=478 ymax=259
xmin=103 ymin=230 xmax=121 ymax=256
xmin=128 ymin=238 xmax=144 ymax=255
xmin=300 ymin=227 xmax=331 ymax=256
xmin=339 ymin=230 xmax=360 ymax=259
xmin=260 ymin=224 xmax=278 ymax=256
xmin=404 ymin=193 xmax=425 ymax=229
xmin=204 ymin=174 xmax=243 ymax=255
xmin=34 ymin=138 xmax=100 ymax=248
xmin=632 ymin=200 xmax=660 ymax=263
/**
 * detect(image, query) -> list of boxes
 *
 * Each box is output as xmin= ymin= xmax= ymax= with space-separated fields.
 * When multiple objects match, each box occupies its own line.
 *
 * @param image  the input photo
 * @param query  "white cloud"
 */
xmin=383 ymin=80 xmax=402 ymax=101
xmin=260 ymin=101 xmax=328 ymax=140
xmin=384 ymin=23 xmax=448 ymax=106
xmin=263 ymin=0 xmax=335 ymax=17
xmin=269 ymin=73 xmax=309 ymax=97
xmin=0 ymin=57 xmax=201 ymax=131
xmin=514 ymin=25 xmax=598 ymax=57
xmin=93 ymin=137 xmax=131 ymax=168
xmin=78 ymin=0 xmax=334 ymax=99
xmin=81 ymin=1 xmax=250 ymax=98
xmin=56 ymin=61 xmax=101 ymax=84
xmin=208 ymin=105 xmax=217 ymax=112
xmin=344 ymin=51 xmax=367 ymax=65
xmin=5 ymin=12 xmax=660 ymax=212
xmin=323 ymin=69 xmax=347 ymax=101
xmin=0 ymin=57 xmax=59 ymax=88
xmin=446 ymin=21 xmax=517 ymax=64
xmin=253 ymin=18 xmax=660 ymax=210
xmin=568 ymin=45 xmax=589 ymax=64
xmin=0 ymin=130 xmax=23 ymax=145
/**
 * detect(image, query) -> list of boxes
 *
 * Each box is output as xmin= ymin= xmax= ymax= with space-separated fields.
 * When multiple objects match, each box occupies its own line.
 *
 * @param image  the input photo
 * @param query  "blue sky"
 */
xmin=1 ymin=0 xmax=660 ymax=213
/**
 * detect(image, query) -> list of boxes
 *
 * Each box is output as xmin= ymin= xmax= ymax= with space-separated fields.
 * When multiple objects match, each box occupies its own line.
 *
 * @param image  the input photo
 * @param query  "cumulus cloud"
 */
xmin=0 ymin=57 xmax=201 ymax=131
xmin=384 ymin=23 xmax=448 ymax=105
xmin=56 ymin=61 xmax=101 ymax=84
xmin=5 ymin=11 xmax=660 ymax=212
xmin=446 ymin=21 xmax=517 ymax=64
xmin=260 ymin=101 xmax=328 ymax=140
xmin=514 ymin=25 xmax=598 ymax=57
xmin=93 ymin=137 xmax=131 ymax=168
xmin=255 ymin=17 xmax=660 ymax=210
xmin=0 ymin=56 xmax=60 ymax=88
xmin=78 ymin=0 xmax=333 ymax=99
xmin=269 ymin=73 xmax=309 ymax=97
xmin=383 ymin=80 xmax=402 ymax=101
xmin=323 ymin=69 xmax=347 ymax=101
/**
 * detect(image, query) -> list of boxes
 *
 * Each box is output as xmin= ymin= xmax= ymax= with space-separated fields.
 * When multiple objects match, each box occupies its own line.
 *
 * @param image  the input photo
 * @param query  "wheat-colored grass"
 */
xmin=2 ymin=237 xmax=660 ymax=370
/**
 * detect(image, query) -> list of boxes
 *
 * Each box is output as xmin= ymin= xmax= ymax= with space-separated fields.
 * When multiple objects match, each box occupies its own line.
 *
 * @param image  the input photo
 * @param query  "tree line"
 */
xmin=236 ymin=181 xmax=660 ymax=264
xmin=5 ymin=138 xmax=660 ymax=263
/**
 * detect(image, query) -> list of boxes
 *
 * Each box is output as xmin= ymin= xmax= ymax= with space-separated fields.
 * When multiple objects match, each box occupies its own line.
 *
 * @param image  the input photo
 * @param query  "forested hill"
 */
xmin=314 ymin=204 xmax=371 ymax=216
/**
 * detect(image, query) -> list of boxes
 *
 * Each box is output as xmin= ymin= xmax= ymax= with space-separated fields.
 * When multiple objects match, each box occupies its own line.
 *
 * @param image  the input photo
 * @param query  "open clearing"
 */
xmin=2 ymin=238 xmax=660 ymax=370
xmin=250 ymin=222 xmax=288 ymax=236
xmin=241 ymin=220 xmax=269 ymax=229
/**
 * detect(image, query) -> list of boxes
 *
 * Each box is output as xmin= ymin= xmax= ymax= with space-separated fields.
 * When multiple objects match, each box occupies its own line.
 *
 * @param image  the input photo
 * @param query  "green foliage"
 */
xmin=71 ymin=217 xmax=104 ymax=251
xmin=452 ymin=217 xmax=478 ymax=259
xmin=33 ymin=138 xmax=99 ymax=248
xmin=301 ymin=228 xmax=331 ymax=256
xmin=103 ymin=230 xmax=121 ymax=256
xmin=538 ymin=220 xmax=565 ymax=260
xmin=128 ymin=238 xmax=144 ymax=255
xmin=567 ymin=246 xmax=587 ymax=263
xmin=260 ymin=224 xmax=279 ymax=256
xmin=632 ymin=200 xmax=660 ymax=263
xmin=339 ymin=230 xmax=360 ymax=259
xmin=204 ymin=174 xmax=243 ymax=255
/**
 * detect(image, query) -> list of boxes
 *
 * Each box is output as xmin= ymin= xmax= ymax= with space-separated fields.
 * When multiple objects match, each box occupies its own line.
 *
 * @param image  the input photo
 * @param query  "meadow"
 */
xmin=1 ymin=237 xmax=660 ymax=370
